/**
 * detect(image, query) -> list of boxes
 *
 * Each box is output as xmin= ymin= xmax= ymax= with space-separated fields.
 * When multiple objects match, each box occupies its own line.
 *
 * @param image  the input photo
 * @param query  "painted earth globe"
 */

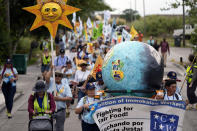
xmin=102 ymin=41 xmax=164 ymax=97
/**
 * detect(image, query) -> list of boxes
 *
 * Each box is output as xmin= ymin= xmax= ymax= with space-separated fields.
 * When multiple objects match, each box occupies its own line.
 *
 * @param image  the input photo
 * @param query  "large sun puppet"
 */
xmin=23 ymin=0 xmax=80 ymax=38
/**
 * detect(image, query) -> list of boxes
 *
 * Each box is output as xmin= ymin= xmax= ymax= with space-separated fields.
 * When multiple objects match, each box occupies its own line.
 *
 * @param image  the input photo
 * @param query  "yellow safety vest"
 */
xmin=186 ymin=64 xmax=197 ymax=84
xmin=33 ymin=93 xmax=50 ymax=117
xmin=186 ymin=66 xmax=193 ymax=84
xmin=43 ymin=55 xmax=51 ymax=65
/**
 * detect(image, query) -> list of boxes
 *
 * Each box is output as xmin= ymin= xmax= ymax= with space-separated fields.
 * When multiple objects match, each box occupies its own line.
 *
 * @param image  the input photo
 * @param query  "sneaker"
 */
xmin=7 ymin=113 xmax=12 ymax=119
xmin=186 ymin=104 xmax=196 ymax=110
xmin=66 ymin=109 xmax=70 ymax=118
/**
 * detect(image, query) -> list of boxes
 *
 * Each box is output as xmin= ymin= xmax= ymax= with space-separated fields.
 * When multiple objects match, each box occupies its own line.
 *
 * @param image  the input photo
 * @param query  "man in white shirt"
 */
xmin=156 ymin=80 xmax=182 ymax=101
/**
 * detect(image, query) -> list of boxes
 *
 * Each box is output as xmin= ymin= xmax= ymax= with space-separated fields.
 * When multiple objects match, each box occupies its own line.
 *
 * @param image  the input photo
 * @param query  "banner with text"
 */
xmin=93 ymin=96 xmax=185 ymax=131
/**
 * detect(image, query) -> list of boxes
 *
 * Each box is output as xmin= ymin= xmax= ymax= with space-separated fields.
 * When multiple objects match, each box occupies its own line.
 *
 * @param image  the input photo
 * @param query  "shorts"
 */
xmin=41 ymin=65 xmax=50 ymax=73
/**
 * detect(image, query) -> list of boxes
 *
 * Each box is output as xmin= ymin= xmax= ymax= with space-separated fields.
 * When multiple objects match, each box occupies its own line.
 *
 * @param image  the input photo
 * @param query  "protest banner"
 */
xmin=93 ymin=96 xmax=185 ymax=131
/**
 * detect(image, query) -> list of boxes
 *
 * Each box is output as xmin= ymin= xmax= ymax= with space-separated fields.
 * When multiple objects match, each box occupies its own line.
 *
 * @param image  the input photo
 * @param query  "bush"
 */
xmin=190 ymin=28 xmax=197 ymax=52
xmin=131 ymin=15 xmax=183 ymax=37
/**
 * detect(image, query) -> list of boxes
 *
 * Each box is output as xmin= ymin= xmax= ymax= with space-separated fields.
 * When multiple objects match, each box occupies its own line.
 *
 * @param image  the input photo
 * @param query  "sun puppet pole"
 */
xmin=50 ymin=35 xmax=57 ymax=97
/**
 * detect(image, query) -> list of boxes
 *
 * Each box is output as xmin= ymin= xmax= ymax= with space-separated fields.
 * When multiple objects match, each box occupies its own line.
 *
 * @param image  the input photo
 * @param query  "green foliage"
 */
xmin=121 ymin=9 xmax=140 ymax=22
xmin=68 ymin=0 xmax=111 ymax=21
xmin=190 ymin=28 xmax=197 ymax=52
xmin=170 ymin=0 xmax=197 ymax=25
xmin=132 ymin=15 xmax=183 ymax=36
xmin=0 ymin=1 xmax=11 ymax=64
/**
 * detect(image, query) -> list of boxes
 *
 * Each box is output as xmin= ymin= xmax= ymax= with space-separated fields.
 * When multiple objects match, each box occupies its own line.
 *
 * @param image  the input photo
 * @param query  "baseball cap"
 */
xmin=86 ymin=83 xmax=96 ymax=90
xmin=6 ymin=59 xmax=12 ymax=64
xmin=167 ymin=71 xmax=181 ymax=82
xmin=60 ymin=49 xmax=65 ymax=54
xmin=96 ymin=71 xmax=103 ymax=81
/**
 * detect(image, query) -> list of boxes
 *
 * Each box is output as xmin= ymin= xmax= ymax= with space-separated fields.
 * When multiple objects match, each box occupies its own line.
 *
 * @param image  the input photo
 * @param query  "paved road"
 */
xmin=0 ymin=47 xmax=196 ymax=131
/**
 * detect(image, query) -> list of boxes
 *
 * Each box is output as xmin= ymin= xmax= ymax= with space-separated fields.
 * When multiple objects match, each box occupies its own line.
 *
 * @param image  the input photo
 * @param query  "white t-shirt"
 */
xmin=0 ymin=68 xmax=18 ymax=86
xmin=164 ymin=93 xmax=182 ymax=101
xmin=74 ymin=70 xmax=90 ymax=88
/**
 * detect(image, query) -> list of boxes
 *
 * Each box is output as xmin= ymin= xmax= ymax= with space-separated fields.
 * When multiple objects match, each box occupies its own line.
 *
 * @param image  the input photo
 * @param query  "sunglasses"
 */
xmin=55 ymin=74 xmax=63 ymax=77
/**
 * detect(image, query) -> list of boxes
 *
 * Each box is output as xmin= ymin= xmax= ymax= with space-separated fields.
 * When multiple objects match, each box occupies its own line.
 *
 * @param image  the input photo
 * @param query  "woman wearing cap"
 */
xmin=28 ymin=80 xmax=56 ymax=119
xmin=0 ymin=59 xmax=18 ymax=118
xmin=75 ymin=83 xmax=100 ymax=131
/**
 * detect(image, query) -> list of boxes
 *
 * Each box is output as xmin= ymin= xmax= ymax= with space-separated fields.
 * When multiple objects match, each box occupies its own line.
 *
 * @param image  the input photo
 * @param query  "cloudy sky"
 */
xmin=104 ymin=0 xmax=185 ymax=16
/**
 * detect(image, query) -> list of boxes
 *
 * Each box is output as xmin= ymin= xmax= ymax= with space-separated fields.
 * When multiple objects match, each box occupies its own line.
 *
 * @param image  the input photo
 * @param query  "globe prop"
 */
xmin=102 ymin=41 xmax=164 ymax=97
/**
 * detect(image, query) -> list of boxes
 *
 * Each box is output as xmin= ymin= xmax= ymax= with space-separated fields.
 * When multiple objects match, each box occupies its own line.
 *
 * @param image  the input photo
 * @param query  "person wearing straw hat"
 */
xmin=45 ymin=69 xmax=72 ymax=131
xmin=28 ymin=80 xmax=56 ymax=119
xmin=71 ymin=60 xmax=90 ymax=102
xmin=0 ymin=59 xmax=18 ymax=118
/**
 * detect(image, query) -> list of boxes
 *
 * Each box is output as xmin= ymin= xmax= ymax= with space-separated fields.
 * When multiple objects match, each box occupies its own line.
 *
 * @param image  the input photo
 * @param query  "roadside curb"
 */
xmin=172 ymin=62 xmax=186 ymax=76
xmin=0 ymin=92 xmax=24 ymax=113
xmin=172 ymin=62 xmax=186 ymax=71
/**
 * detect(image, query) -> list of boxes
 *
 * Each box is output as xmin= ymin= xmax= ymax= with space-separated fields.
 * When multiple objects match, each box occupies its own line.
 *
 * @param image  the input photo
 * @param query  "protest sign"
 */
xmin=93 ymin=96 xmax=185 ymax=131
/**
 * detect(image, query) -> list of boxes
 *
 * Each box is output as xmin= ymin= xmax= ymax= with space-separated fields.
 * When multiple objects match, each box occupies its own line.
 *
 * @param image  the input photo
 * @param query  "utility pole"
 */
xmin=134 ymin=0 xmax=137 ymax=21
xmin=5 ymin=0 xmax=10 ymax=32
xmin=130 ymin=0 xmax=132 ymax=24
xmin=182 ymin=0 xmax=186 ymax=47
xmin=143 ymin=0 xmax=146 ymax=35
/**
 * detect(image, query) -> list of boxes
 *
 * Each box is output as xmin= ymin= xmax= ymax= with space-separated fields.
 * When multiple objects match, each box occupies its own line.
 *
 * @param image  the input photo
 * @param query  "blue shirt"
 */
xmin=37 ymin=97 xmax=44 ymax=108
xmin=47 ymin=78 xmax=72 ymax=110
xmin=147 ymin=40 xmax=154 ymax=46
xmin=54 ymin=55 xmax=69 ymax=67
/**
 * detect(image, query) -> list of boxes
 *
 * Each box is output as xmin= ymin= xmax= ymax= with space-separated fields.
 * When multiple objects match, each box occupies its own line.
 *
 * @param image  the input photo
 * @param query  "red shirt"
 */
xmin=28 ymin=93 xmax=56 ymax=119
xmin=160 ymin=41 xmax=169 ymax=53
xmin=138 ymin=33 xmax=143 ymax=42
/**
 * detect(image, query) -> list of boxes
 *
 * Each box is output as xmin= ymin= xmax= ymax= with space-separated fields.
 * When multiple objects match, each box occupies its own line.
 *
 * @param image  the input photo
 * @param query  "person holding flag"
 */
xmin=46 ymin=69 xmax=72 ymax=131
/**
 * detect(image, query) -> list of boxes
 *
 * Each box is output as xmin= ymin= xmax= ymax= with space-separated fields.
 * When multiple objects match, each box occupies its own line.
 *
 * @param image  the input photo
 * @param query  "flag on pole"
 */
xmin=72 ymin=12 xmax=76 ymax=26
xmin=84 ymin=23 xmax=88 ymax=41
xmin=87 ymin=17 xmax=93 ymax=29
xmin=92 ymin=28 xmax=98 ymax=40
xmin=130 ymin=26 xmax=138 ymax=40
xmin=79 ymin=17 xmax=83 ymax=36
xmin=104 ymin=10 xmax=111 ymax=25
xmin=97 ymin=23 xmax=103 ymax=38
xmin=91 ymin=55 xmax=103 ymax=79
xmin=122 ymin=29 xmax=132 ymax=42
xmin=111 ymin=18 xmax=116 ymax=42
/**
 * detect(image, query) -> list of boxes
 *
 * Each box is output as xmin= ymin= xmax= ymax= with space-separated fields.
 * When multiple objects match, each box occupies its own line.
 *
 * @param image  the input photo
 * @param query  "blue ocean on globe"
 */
xmin=102 ymin=41 xmax=164 ymax=97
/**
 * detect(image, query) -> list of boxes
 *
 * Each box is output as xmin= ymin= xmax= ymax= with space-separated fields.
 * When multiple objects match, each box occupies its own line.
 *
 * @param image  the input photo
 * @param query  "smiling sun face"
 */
xmin=23 ymin=0 xmax=80 ymax=38
xmin=41 ymin=2 xmax=62 ymax=21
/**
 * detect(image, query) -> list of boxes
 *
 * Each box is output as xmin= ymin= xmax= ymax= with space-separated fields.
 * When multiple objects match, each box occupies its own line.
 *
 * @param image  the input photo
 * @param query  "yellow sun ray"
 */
xmin=23 ymin=1 xmax=80 ymax=38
